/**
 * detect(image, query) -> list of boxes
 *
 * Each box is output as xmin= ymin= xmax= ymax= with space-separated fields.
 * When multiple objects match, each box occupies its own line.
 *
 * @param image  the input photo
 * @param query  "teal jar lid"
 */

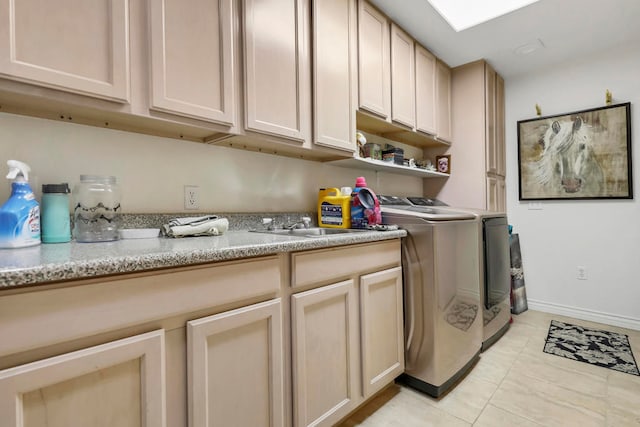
xmin=42 ymin=183 xmax=70 ymax=194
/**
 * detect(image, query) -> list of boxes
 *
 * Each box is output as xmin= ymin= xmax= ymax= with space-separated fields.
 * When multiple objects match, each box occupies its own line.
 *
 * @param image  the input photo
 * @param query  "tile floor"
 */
xmin=339 ymin=310 xmax=640 ymax=426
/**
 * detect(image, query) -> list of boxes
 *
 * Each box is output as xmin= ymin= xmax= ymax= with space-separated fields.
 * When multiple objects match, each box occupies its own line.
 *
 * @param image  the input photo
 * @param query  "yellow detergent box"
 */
xmin=317 ymin=188 xmax=351 ymax=229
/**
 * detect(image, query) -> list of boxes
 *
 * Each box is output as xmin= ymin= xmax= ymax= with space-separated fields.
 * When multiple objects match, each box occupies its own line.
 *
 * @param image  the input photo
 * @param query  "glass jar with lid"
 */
xmin=73 ymin=175 xmax=121 ymax=242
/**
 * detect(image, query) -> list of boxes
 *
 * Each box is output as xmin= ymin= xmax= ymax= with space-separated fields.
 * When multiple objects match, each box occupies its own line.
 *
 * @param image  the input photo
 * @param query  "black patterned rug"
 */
xmin=544 ymin=320 xmax=639 ymax=376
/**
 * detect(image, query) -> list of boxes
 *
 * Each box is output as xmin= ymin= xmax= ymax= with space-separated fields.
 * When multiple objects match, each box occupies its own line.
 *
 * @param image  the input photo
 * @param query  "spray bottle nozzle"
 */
xmin=6 ymin=160 xmax=31 ymax=182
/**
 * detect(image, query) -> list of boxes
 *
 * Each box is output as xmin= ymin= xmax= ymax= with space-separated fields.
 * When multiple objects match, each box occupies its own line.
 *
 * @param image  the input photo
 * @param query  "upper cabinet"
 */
xmin=0 ymin=0 xmax=464 ymax=165
xmin=390 ymin=23 xmax=416 ymax=129
xmin=415 ymin=44 xmax=437 ymax=136
xmin=148 ymin=0 xmax=236 ymax=126
xmin=495 ymin=74 xmax=506 ymax=177
xmin=482 ymin=63 xmax=506 ymax=210
xmin=485 ymin=64 xmax=497 ymax=174
xmin=355 ymin=0 xmax=450 ymax=152
xmin=312 ymin=0 xmax=357 ymax=153
xmin=484 ymin=67 xmax=507 ymax=178
xmin=435 ymin=60 xmax=452 ymax=143
xmin=0 ymin=0 xmax=239 ymax=142
xmin=425 ymin=60 xmax=505 ymax=211
xmin=242 ymin=0 xmax=311 ymax=144
xmin=0 ymin=0 xmax=130 ymax=103
xmin=491 ymin=72 xmax=506 ymax=211
xmin=357 ymin=0 xmax=391 ymax=120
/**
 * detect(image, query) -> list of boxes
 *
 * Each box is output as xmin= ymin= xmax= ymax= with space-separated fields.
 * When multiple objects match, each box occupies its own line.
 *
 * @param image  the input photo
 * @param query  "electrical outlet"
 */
xmin=184 ymin=185 xmax=200 ymax=210
xmin=577 ymin=266 xmax=587 ymax=280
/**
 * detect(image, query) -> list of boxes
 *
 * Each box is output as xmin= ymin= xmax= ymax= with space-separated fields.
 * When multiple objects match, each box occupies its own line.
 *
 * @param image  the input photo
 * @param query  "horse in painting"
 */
xmin=532 ymin=117 xmax=604 ymax=197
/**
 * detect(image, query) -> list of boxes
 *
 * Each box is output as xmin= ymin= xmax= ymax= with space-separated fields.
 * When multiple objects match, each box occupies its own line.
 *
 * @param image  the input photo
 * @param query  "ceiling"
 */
xmin=368 ymin=0 xmax=640 ymax=78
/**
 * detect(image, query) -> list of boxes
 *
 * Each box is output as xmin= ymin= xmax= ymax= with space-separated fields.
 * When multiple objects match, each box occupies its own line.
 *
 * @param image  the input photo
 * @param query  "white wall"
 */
xmin=0 ymin=113 xmax=423 ymax=213
xmin=505 ymin=41 xmax=640 ymax=329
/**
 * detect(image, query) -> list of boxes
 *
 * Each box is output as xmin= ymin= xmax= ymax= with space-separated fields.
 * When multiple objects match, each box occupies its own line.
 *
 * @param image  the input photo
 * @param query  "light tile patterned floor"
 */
xmin=339 ymin=310 xmax=640 ymax=426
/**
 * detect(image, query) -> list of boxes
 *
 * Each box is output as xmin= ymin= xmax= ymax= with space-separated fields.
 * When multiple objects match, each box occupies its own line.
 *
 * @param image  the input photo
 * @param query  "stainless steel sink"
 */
xmin=250 ymin=227 xmax=368 ymax=237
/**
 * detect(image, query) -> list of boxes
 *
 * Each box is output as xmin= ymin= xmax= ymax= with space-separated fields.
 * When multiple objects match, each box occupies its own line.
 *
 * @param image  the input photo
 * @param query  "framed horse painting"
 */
xmin=517 ymin=102 xmax=632 ymax=200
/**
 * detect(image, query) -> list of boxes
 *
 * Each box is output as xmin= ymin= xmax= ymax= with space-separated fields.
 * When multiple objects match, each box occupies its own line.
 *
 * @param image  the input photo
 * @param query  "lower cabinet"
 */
xmin=0 ymin=256 xmax=282 ymax=427
xmin=290 ymin=240 xmax=404 ymax=427
xmin=291 ymin=280 xmax=359 ymax=426
xmin=360 ymin=267 xmax=404 ymax=397
xmin=0 ymin=240 xmax=403 ymax=427
xmin=0 ymin=329 xmax=166 ymax=427
xmin=187 ymin=299 xmax=284 ymax=427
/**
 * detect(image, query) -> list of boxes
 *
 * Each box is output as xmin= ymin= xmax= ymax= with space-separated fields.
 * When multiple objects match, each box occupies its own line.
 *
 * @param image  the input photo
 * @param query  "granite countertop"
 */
xmin=0 ymin=229 xmax=406 ymax=290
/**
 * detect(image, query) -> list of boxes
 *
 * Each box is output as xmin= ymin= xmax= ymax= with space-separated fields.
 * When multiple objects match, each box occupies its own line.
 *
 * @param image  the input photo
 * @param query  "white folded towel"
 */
xmin=168 ymin=215 xmax=219 ymax=226
xmin=163 ymin=216 xmax=229 ymax=238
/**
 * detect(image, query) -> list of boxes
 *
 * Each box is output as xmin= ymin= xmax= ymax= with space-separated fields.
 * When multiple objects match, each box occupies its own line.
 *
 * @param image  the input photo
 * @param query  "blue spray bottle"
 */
xmin=0 ymin=160 xmax=41 ymax=248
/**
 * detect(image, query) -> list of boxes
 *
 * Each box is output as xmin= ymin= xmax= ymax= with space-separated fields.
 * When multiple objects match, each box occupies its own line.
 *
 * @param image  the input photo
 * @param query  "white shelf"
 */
xmin=328 ymin=157 xmax=450 ymax=178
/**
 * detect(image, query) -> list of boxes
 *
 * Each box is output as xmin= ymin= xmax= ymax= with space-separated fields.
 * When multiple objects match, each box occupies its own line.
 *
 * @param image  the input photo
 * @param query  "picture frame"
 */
xmin=517 ymin=102 xmax=632 ymax=200
xmin=435 ymin=155 xmax=451 ymax=174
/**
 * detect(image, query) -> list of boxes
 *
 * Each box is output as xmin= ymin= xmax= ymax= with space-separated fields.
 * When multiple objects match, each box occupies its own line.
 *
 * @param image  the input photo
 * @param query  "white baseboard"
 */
xmin=527 ymin=299 xmax=640 ymax=331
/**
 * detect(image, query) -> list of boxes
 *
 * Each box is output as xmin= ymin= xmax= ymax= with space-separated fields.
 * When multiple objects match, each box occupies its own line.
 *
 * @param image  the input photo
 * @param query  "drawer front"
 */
xmin=291 ymin=240 xmax=401 ymax=288
xmin=0 ymin=256 xmax=281 ymax=358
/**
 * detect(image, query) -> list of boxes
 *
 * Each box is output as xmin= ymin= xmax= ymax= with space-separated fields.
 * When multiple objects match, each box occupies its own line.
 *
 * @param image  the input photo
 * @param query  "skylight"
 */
xmin=427 ymin=0 xmax=540 ymax=32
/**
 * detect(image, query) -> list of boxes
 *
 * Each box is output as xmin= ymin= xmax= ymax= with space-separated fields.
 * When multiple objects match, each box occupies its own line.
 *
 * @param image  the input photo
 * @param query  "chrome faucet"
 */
xmin=261 ymin=217 xmax=275 ymax=231
xmin=285 ymin=216 xmax=312 ymax=230
xmin=261 ymin=216 xmax=312 ymax=230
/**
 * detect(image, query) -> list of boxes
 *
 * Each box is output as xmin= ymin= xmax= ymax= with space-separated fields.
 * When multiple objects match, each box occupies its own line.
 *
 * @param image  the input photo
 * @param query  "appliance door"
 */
xmin=400 ymin=230 xmax=428 ymax=372
xmin=483 ymin=217 xmax=511 ymax=309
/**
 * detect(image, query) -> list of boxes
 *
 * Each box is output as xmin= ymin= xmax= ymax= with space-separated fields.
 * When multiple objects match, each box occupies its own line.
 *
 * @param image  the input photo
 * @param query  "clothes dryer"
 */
xmin=405 ymin=197 xmax=511 ymax=351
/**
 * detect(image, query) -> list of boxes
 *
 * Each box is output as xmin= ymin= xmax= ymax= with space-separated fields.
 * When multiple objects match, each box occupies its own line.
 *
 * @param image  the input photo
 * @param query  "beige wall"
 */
xmin=0 ymin=113 xmax=423 ymax=213
xmin=505 ymin=41 xmax=640 ymax=328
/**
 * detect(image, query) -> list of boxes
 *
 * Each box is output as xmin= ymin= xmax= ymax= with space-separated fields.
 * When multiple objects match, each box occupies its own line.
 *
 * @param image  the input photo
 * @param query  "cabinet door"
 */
xmin=497 ymin=176 xmax=506 ymax=212
xmin=243 ymin=0 xmax=310 ymax=142
xmin=292 ymin=280 xmax=359 ymax=427
xmin=312 ymin=0 xmax=357 ymax=152
xmin=149 ymin=0 xmax=236 ymax=125
xmin=485 ymin=64 xmax=498 ymax=175
xmin=0 ymin=0 xmax=130 ymax=102
xmin=486 ymin=175 xmax=498 ymax=212
xmin=360 ymin=267 xmax=404 ymax=398
xmin=415 ymin=44 xmax=437 ymax=136
xmin=390 ymin=23 xmax=415 ymax=128
xmin=496 ymin=73 xmax=506 ymax=177
xmin=0 ymin=330 xmax=165 ymax=427
xmin=187 ymin=299 xmax=284 ymax=427
xmin=357 ymin=0 xmax=391 ymax=120
xmin=435 ymin=60 xmax=452 ymax=142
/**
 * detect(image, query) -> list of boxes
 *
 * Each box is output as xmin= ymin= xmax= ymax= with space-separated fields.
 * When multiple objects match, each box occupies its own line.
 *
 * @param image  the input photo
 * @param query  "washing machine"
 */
xmin=378 ymin=195 xmax=483 ymax=397
xmin=405 ymin=197 xmax=511 ymax=351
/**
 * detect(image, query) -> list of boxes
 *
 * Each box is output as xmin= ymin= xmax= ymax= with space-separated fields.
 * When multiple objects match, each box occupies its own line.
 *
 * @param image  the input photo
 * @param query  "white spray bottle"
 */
xmin=0 ymin=160 xmax=41 ymax=248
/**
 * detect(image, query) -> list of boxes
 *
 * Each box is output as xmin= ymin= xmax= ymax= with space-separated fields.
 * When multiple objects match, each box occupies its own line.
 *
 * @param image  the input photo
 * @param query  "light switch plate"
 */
xmin=528 ymin=202 xmax=543 ymax=210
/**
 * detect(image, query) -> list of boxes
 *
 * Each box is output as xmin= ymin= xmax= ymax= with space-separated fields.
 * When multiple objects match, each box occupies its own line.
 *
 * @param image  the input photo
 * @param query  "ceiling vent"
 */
xmin=514 ymin=39 xmax=545 ymax=55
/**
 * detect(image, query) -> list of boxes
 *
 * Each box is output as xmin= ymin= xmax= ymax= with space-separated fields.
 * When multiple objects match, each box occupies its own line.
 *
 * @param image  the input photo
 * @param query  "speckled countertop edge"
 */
xmin=0 ymin=217 xmax=406 ymax=290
